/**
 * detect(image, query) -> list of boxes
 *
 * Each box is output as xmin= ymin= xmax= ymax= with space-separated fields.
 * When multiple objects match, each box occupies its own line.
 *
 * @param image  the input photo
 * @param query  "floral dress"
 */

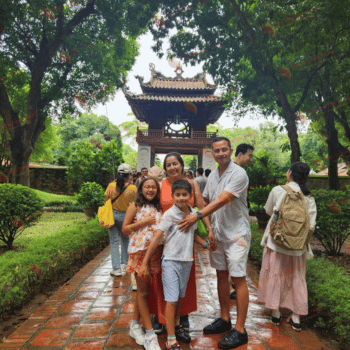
xmin=126 ymin=205 xmax=163 ymax=275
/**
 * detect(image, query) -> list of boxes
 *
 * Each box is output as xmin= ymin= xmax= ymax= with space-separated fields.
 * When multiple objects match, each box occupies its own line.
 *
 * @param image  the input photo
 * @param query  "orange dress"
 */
xmin=148 ymin=178 xmax=197 ymax=324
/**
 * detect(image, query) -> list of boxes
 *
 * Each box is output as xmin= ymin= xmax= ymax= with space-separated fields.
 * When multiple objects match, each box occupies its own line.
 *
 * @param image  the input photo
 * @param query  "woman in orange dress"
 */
xmin=148 ymin=152 xmax=216 ymax=335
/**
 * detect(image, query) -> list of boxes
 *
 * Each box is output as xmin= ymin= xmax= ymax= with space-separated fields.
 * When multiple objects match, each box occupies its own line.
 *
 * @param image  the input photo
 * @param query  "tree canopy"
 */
xmin=0 ymin=0 xmax=165 ymax=185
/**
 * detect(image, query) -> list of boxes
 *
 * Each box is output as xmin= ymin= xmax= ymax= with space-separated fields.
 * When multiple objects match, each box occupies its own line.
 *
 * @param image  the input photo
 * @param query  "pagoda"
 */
xmin=123 ymin=63 xmax=226 ymax=170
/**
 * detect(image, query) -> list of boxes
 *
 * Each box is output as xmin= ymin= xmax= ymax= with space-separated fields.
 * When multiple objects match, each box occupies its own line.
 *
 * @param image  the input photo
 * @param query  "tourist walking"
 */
xmin=140 ymin=179 xmax=215 ymax=350
xmin=148 ymin=152 xmax=216 ymax=340
xmin=122 ymin=177 xmax=163 ymax=350
xmin=257 ymin=162 xmax=317 ymax=332
xmin=135 ymin=167 xmax=149 ymax=187
xmin=194 ymin=167 xmax=207 ymax=194
xmin=178 ymin=137 xmax=251 ymax=349
xmin=104 ymin=164 xmax=137 ymax=277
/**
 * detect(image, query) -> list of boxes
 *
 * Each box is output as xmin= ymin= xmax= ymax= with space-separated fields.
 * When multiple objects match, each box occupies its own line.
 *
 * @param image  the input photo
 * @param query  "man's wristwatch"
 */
xmin=203 ymin=239 xmax=209 ymax=249
xmin=196 ymin=211 xmax=203 ymax=220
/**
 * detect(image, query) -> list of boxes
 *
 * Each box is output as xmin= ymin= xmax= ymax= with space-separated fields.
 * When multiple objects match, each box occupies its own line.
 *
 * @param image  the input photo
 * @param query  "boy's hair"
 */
xmin=135 ymin=177 xmax=161 ymax=211
xmin=212 ymin=136 xmax=231 ymax=149
xmin=235 ymin=143 xmax=254 ymax=157
xmin=205 ymin=169 xmax=211 ymax=177
xmin=171 ymin=179 xmax=192 ymax=196
xmin=197 ymin=167 xmax=204 ymax=175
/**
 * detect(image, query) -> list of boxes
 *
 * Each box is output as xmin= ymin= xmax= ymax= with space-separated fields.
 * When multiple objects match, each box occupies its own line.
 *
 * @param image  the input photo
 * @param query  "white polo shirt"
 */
xmin=157 ymin=204 xmax=198 ymax=261
xmin=202 ymin=161 xmax=251 ymax=243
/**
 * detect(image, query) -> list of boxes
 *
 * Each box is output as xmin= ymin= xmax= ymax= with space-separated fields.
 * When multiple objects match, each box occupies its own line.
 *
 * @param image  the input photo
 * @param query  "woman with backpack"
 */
xmin=105 ymin=164 xmax=137 ymax=277
xmin=257 ymin=162 xmax=317 ymax=332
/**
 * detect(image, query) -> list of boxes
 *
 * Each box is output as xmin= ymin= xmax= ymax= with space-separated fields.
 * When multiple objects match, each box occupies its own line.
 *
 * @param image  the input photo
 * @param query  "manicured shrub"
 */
xmin=0 ymin=184 xmax=44 ymax=249
xmin=43 ymin=200 xmax=83 ymax=212
xmin=312 ymin=189 xmax=350 ymax=255
xmin=0 ymin=218 xmax=108 ymax=318
xmin=249 ymin=184 xmax=274 ymax=210
xmin=248 ymin=220 xmax=264 ymax=264
xmin=77 ymin=181 xmax=105 ymax=208
xmin=306 ymin=258 xmax=350 ymax=348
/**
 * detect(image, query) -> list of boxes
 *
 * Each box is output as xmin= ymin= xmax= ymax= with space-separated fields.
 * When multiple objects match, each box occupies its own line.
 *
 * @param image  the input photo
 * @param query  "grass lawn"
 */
xmin=32 ymin=189 xmax=77 ymax=202
xmin=14 ymin=212 xmax=86 ymax=245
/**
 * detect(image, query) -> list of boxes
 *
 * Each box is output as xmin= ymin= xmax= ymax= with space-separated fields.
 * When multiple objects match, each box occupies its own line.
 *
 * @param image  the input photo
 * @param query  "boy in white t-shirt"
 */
xmin=140 ymin=179 xmax=213 ymax=350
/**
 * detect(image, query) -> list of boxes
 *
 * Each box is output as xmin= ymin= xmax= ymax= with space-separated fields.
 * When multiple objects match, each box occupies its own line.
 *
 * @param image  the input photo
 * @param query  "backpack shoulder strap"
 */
xmin=111 ymin=185 xmax=130 ymax=204
xmin=281 ymin=184 xmax=294 ymax=194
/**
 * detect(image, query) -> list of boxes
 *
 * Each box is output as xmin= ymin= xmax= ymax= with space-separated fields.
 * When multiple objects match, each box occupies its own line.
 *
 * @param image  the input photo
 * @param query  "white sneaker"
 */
xmin=131 ymin=273 xmax=137 ymax=291
xmin=121 ymin=264 xmax=127 ymax=276
xmin=144 ymin=333 xmax=161 ymax=350
xmin=110 ymin=268 xmax=122 ymax=277
xmin=129 ymin=323 xmax=145 ymax=345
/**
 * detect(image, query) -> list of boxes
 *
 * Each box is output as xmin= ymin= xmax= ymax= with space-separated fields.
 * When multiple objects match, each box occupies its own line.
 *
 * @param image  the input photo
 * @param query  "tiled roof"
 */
xmin=128 ymin=94 xmax=222 ymax=102
xmin=316 ymin=163 xmax=349 ymax=176
xmin=145 ymin=79 xmax=211 ymax=90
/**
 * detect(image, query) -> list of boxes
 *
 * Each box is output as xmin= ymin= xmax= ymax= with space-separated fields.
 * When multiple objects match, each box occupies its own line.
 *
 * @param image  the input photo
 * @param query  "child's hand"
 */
xmin=146 ymin=216 xmax=157 ymax=226
xmin=208 ymin=230 xmax=217 ymax=251
xmin=139 ymin=263 xmax=150 ymax=280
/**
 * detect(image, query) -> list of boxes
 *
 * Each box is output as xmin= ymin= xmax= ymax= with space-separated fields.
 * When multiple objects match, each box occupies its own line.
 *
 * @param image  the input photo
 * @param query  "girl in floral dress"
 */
xmin=122 ymin=177 xmax=163 ymax=350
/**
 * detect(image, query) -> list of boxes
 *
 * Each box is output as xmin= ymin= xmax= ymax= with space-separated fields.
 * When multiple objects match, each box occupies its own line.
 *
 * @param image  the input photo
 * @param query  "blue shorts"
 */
xmin=161 ymin=259 xmax=193 ymax=302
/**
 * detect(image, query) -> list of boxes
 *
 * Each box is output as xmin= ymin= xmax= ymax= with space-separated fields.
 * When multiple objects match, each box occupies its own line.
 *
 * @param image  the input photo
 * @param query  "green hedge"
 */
xmin=44 ymin=200 xmax=83 ymax=212
xmin=249 ymin=222 xmax=350 ymax=348
xmin=0 ymin=218 xmax=108 ymax=318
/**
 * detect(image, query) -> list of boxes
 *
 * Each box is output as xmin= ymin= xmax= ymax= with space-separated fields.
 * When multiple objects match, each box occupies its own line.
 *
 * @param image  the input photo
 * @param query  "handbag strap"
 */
xmin=111 ymin=184 xmax=129 ymax=204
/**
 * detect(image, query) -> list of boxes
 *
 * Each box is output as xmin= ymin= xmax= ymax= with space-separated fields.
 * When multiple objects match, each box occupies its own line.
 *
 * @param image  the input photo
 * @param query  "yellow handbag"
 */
xmin=98 ymin=184 xmax=129 ymax=228
xmin=98 ymin=199 xmax=115 ymax=228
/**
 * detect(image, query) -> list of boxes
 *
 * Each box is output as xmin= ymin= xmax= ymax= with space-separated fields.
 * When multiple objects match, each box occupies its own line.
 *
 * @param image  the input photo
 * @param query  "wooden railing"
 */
xmin=136 ymin=127 xmax=218 ymax=146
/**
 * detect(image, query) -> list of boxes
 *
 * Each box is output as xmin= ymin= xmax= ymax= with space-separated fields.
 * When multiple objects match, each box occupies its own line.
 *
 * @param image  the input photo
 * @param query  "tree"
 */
xmin=122 ymin=144 xmax=138 ymax=169
xmin=66 ymin=139 xmax=123 ymax=187
xmin=0 ymin=0 xmax=165 ymax=186
xmin=53 ymin=112 xmax=122 ymax=164
xmin=149 ymin=0 xmax=350 ymax=172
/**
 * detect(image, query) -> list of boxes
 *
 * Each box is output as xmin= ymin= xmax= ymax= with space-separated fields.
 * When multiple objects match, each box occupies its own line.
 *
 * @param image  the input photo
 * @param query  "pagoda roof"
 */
xmin=123 ymin=63 xmax=225 ymax=124
xmin=135 ymin=63 xmax=218 ymax=94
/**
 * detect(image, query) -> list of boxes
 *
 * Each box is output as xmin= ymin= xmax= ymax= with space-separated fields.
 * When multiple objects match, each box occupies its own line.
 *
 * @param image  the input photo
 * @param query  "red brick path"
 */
xmin=0 ymin=246 xmax=333 ymax=349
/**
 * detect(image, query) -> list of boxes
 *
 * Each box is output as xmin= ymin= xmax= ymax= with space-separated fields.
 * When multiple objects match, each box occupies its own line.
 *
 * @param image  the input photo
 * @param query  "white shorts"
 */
xmin=209 ymin=235 xmax=251 ymax=277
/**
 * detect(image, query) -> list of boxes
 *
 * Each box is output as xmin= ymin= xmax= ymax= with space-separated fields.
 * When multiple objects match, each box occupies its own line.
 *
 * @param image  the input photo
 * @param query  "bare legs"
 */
xmin=216 ymin=270 xmax=249 ymax=334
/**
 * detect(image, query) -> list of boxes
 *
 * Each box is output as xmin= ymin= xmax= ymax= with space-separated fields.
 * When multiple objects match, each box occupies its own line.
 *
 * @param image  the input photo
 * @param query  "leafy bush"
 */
xmin=0 ymin=217 xmax=108 ymax=318
xmin=249 ymin=220 xmax=264 ymax=264
xmin=306 ymin=258 xmax=350 ymax=348
xmin=43 ymin=200 xmax=83 ymax=212
xmin=249 ymin=184 xmax=274 ymax=210
xmin=0 ymin=184 xmax=44 ymax=249
xmin=77 ymin=182 xmax=105 ymax=208
xmin=312 ymin=189 xmax=350 ymax=255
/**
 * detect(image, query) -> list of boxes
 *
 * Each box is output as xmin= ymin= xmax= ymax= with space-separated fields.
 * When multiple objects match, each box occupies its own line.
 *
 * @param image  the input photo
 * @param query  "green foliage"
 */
xmin=77 ymin=182 xmax=105 ymax=208
xmin=43 ymin=201 xmax=83 ymax=212
xmin=312 ymin=189 xmax=350 ymax=255
xmin=53 ymin=113 xmax=123 ymax=165
xmin=306 ymin=258 xmax=350 ymax=349
xmin=248 ymin=220 xmax=264 ymax=265
xmin=67 ymin=139 xmax=123 ymax=186
xmin=0 ymin=184 xmax=44 ymax=249
xmin=29 ymin=118 xmax=60 ymax=163
xmin=122 ymin=144 xmax=138 ymax=169
xmin=249 ymin=184 xmax=274 ymax=210
xmin=299 ymin=126 xmax=328 ymax=172
xmin=31 ymin=189 xmax=77 ymax=202
xmin=0 ymin=216 xmax=108 ymax=318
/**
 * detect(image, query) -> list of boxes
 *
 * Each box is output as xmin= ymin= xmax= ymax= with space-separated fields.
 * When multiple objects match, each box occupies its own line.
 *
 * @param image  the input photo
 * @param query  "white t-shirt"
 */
xmin=261 ymin=182 xmax=317 ymax=256
xmin=157 ymin=204 xmax=198 ymax=262
xmin=202 ymin=161 xmax=251 ymax=243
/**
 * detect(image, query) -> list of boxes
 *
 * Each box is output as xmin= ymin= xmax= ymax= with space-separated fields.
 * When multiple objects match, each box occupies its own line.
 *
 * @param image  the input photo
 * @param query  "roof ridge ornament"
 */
xmin=149 ymin=63 xmax=166 ymax=79
xmin=175 ymin=66 xmax=184 ymax=78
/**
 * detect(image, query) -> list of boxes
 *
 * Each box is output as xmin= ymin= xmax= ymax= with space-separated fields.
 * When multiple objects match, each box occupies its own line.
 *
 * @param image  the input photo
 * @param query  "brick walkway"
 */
xmin=0 ymin=246 xmax=333 ymax=350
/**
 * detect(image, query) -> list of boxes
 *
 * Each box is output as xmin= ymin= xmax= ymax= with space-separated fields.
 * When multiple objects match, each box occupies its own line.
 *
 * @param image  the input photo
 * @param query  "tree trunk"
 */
xmin=271 ymin=81 xmax=301 ymax=163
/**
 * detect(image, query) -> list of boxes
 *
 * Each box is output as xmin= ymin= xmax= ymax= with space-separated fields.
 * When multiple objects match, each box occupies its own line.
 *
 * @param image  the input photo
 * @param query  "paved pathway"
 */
xmin=0 ymin=246 xmax=333 ymax=350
